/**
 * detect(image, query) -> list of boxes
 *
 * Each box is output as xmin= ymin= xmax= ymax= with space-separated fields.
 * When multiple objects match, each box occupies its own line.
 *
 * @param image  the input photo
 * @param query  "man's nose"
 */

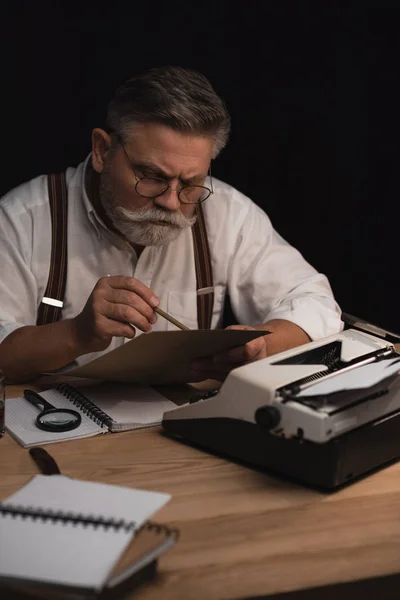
xmin=153 ymin=186 xmax=181 ymax=211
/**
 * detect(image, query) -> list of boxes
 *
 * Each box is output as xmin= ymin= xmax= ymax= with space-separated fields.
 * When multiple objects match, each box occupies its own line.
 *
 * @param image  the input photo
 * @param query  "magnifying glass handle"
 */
xmin=23 ymin=389 xmax=56 ymax=412
xmin=30 ymin=447 xmax=61 ymax=475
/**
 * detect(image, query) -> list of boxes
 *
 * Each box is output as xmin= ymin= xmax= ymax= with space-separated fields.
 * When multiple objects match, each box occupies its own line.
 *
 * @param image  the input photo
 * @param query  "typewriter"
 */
xmin=162 ymin=316 xmax=400 ymax=489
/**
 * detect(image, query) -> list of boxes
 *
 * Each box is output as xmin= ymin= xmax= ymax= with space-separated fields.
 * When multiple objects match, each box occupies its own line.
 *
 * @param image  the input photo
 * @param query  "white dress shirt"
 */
xmin=0 ymin=156 xmax=343 ymax=366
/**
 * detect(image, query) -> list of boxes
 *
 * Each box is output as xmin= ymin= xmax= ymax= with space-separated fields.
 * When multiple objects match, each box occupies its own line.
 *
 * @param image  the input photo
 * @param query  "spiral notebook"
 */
xmin=5 ymin=383 xmax=177 ymax=448
xmin=0 ymin=474 xmax=175 ymax=595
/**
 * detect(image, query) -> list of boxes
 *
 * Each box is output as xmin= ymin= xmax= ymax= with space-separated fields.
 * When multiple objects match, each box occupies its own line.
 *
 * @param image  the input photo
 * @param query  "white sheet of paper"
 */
xmin=297 ymin=358 xmax=400 ymax=397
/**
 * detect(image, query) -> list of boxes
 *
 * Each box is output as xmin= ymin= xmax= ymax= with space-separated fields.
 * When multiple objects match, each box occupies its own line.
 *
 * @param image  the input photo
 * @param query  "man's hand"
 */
xmin=73 ymin=276 xmax=159 ymax=354
xmin=189 ymin=320 xmax=311 ymax=382
xmin=190 ymin=325 xmax=267 ymax=381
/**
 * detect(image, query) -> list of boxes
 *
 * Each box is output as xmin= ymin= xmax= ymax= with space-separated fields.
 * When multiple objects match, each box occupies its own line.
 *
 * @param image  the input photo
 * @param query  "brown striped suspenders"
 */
xmin=36 ymin=174 xmax=68 ymax=326
xmin=192 ymin=204 xmax=214 ymax=329
xmin=37 ymin=173 xmax=214 ymax=329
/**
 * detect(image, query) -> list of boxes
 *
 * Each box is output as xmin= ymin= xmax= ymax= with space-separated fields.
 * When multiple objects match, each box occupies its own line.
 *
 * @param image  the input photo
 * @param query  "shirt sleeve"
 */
xmin=226 ymin=199 xmax=343 ymax=340
xmin=0 ymin=200 xmax=39 ymax=343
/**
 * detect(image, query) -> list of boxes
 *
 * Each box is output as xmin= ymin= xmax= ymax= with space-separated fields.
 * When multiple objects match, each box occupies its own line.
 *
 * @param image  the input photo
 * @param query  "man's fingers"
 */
xmin=106 ymin=289 xmax=157 ymax=323
xmin=104 ymin=302 xmax=153 ymax=333
xmin=189 ymin=333 xmax=267 ymax=382
xmin=101 ymin=276 xmax=159 ymax=307
xmin=102 ymin=319 xmax=137 ymax=339
xmin=98 ymin=277 xmax=159 ymax=330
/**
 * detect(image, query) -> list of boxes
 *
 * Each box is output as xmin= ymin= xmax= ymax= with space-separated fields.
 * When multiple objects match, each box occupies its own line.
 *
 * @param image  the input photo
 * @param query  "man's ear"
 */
xmin=91 ymin=128 xmax=112 ymax=173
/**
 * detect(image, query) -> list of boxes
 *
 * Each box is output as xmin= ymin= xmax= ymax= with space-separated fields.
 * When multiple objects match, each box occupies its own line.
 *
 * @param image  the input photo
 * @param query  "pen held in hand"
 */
xmin=153 ymin=306 xmax=190 ymax=331
xmin=129 ymin=306 xmax=190 ymax=332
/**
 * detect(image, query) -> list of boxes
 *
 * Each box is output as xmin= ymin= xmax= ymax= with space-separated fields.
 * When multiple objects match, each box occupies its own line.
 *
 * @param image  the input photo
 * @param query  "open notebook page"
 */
xmin=0 ymin=475 xmax=170 ymax=591
xmin=5 ymin=390 xmax=105 ymax=447
xmin=5 ymin=383 xmax=176 ymax=446
xmin=73 ymin=382 xmax=177 ymax=430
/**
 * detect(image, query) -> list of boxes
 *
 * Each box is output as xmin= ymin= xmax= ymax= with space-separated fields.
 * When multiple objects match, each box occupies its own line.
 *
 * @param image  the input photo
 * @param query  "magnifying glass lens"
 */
xmin=40 ymin=411 xmax=80 ymax=426
xmin=37 ymin=409 xmax=82 ymax=431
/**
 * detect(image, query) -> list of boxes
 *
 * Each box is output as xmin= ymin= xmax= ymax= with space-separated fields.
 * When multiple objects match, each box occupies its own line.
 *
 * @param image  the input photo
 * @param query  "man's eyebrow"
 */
xmin=132 ymin=161 xmax=207 ymax=184
xmin=132 ymin=161 xmax=169 ymax=178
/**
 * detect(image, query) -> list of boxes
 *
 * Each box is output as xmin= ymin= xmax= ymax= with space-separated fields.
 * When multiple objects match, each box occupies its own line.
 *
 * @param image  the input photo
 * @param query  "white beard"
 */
xmin=100 ymin=186 xmax=197 ymax=246
xmin=112 ymin=205 xmax=196 ymax=246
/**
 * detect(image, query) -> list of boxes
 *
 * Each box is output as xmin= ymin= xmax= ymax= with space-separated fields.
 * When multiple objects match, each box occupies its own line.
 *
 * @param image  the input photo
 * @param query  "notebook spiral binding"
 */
xmin=0 ymin=504 xmax=180 ymax=540
xmin=0 ymin=503 xmax=136 ymax=532
xmin=139 ymin=520 xmax=180 ymax=540
xmin=57 ymin=383 xmax=112 ymax=428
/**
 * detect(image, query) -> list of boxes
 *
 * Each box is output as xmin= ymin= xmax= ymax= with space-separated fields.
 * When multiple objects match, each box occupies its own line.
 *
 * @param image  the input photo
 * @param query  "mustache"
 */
xmin=116 ymin=205 xmax=197 ymax=228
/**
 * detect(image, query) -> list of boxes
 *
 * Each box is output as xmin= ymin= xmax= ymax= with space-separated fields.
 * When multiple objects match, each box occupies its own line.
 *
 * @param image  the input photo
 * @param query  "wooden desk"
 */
xmin=2 ymin=382 xmax=400 ymax=600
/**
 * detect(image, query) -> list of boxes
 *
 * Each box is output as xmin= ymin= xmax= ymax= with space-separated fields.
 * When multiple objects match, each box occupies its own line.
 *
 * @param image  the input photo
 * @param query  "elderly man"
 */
xmin=0 ymin=66 xmax=342 ymax=383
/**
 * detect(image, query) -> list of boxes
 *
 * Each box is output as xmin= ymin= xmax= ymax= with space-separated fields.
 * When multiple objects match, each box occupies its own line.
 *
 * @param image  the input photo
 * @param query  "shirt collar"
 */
xmin=79 ymin=153 xmax=133 ymax=251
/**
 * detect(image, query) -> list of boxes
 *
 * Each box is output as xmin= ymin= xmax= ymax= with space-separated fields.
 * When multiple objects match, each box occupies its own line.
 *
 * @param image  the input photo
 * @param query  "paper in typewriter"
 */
xmin=0 ymin=475 xmax=170 ymax=592
xmin=296 ymin=357 xmax=400 ymax=398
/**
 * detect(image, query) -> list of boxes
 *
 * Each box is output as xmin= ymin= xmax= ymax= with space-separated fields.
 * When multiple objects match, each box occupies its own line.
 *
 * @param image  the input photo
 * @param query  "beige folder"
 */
xmin=68 ymin=329 xmax=267 ymax=384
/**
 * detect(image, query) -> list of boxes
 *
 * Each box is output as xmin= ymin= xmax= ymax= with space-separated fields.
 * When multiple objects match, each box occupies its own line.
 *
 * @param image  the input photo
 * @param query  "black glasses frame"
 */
xmin=111 ymin=131 xmax=214 ymax=204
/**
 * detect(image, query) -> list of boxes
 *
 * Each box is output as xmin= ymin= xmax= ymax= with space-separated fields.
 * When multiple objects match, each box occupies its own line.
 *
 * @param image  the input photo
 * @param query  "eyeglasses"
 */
xmin=112 ymin=132 xmax=214 ymax=204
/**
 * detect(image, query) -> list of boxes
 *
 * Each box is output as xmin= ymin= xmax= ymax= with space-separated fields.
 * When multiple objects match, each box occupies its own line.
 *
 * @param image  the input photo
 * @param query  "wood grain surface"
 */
xmin=2 ymin=380 xmax=400 ymax=599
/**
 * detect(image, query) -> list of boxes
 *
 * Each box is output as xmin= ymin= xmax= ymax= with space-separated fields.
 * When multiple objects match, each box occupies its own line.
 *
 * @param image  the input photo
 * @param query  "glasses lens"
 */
xmin=39 ymin=410 xmax=80 ymax=427
xmin=136 ymin=178 xmax=168 ymax=198
xmin=179 ymin=186 xmax=211 ymax=204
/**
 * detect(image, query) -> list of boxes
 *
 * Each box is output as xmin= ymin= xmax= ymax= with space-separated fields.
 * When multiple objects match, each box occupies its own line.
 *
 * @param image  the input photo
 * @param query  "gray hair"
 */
xmin=106 ymin=66 xmax=231 ymax=158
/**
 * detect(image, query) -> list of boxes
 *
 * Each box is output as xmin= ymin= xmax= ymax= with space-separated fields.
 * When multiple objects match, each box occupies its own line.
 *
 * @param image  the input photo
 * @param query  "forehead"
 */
xmin=123 ymin=123 xmax=214 ymax=174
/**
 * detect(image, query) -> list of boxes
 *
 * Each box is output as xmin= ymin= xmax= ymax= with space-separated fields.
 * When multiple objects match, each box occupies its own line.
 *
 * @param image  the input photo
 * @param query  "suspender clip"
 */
xmin=42 ymin=297 xmax=64 ymax=308
xmin=197 ymin=286 xmax=214 ymax=296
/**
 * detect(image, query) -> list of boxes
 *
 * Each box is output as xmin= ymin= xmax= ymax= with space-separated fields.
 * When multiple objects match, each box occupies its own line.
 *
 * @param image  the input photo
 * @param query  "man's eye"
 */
xmin=143 ymin=174 xmax=161 ymax=180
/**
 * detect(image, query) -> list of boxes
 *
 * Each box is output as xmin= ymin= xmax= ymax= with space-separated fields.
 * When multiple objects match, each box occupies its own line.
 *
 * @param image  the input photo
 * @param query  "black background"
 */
xmin=2 ymin=1 xmax=399 ymax=331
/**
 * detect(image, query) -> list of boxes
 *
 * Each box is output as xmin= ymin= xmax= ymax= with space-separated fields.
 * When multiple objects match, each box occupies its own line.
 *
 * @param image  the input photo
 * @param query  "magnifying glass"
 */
xmin=23 ymin=389 xmax=82 ymax=432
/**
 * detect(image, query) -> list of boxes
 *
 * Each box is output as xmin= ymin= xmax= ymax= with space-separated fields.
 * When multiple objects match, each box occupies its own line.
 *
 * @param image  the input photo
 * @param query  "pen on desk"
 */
xmin=129 ymin=306 xmax=190 ymax=332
